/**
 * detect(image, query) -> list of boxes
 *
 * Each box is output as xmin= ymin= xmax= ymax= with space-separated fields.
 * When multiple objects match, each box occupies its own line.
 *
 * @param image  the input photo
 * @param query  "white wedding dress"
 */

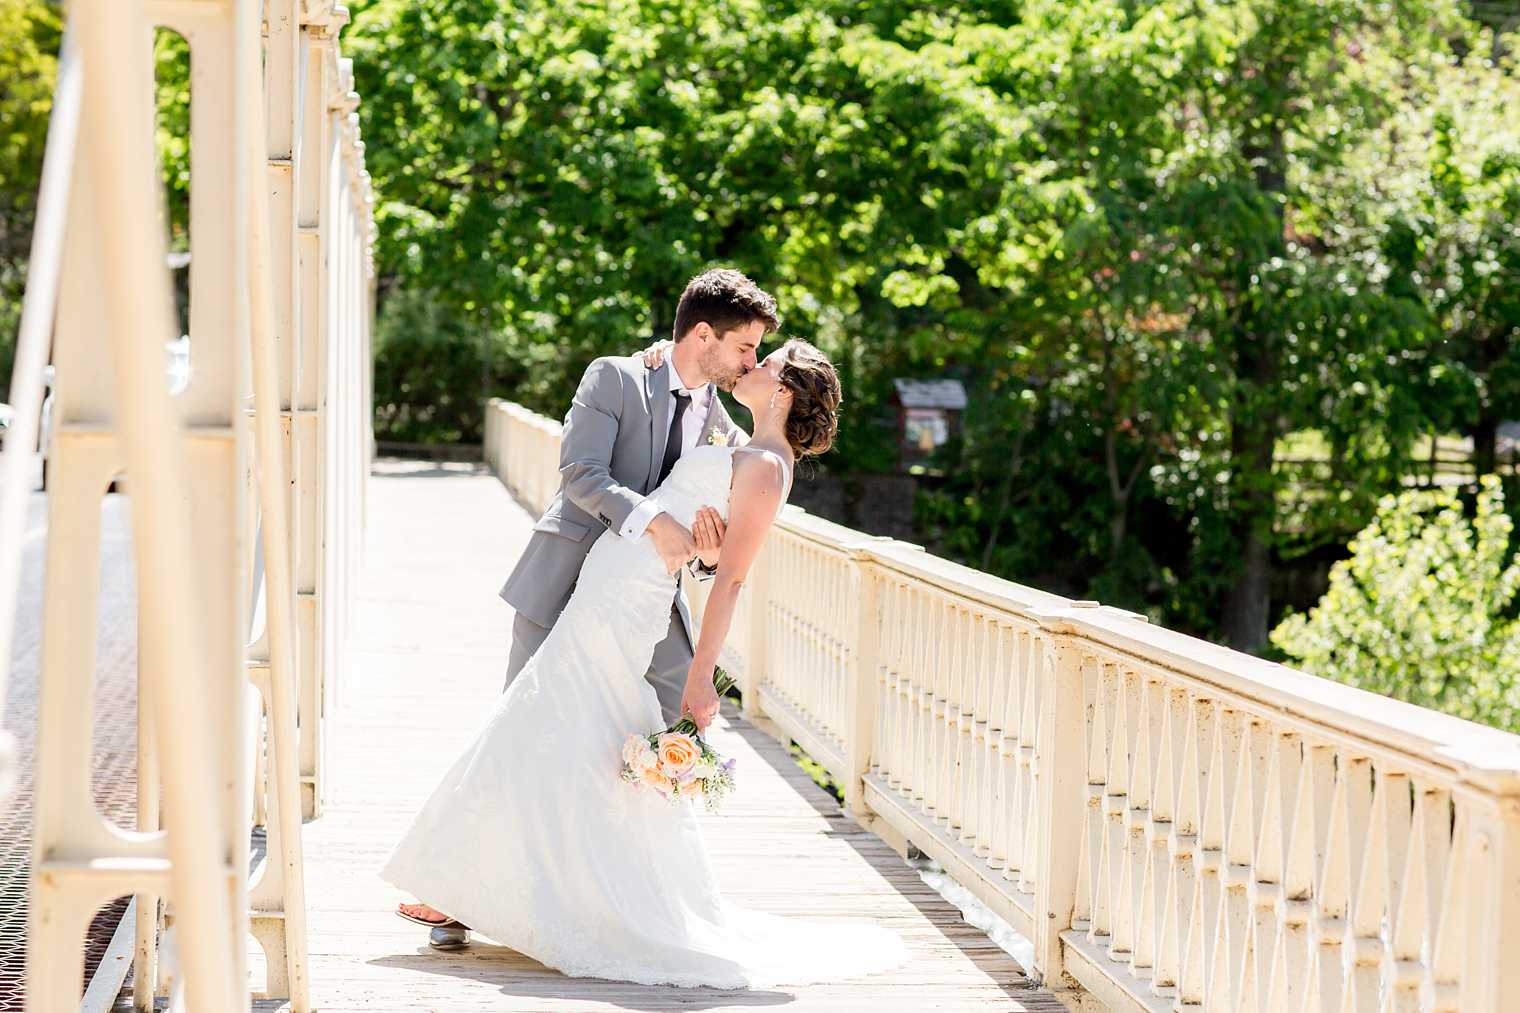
xmin=382 ymin=444 xmax=909 ymax=988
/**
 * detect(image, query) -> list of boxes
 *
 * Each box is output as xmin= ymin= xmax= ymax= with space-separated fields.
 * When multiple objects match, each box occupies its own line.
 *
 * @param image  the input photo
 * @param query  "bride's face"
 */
xmin=733 ymin=348 xmax=787 ymax=411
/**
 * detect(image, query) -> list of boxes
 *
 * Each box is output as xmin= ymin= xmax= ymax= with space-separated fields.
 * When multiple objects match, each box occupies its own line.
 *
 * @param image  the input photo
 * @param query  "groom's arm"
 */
xmin=558 ymin=358 xmax=646 ymax=532
xmin=559 ymin=357 xmax=698 ymax=573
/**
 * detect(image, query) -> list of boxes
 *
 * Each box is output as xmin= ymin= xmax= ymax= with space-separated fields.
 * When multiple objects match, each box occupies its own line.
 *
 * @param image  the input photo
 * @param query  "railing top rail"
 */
xmin=862 ymin=536 xmax=1079 ymax=615
xmin=774 ymin=508 xmax=1078 ymax=618
xmin=1054 ymin=603 xmax=1520 ymax=795
xmin=500 ymin=401 xmax=562 ymax=436
xmin=489 ymin=399 xmax=1520 ymax=797
xmin=773 ymin=506 xmax=879 ymax=554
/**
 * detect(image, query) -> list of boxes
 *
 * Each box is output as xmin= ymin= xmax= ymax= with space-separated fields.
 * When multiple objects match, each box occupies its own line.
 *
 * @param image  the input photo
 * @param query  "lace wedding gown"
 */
xmin=381 ymin=444 xmax=909 ymax=988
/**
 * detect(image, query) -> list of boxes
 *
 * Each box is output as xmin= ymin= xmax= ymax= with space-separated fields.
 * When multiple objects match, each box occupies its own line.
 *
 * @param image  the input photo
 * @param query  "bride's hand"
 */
xmin=681 ymin=664 xmax=720 ymax=731
xmin=639 ymin=339 xmax=673 ymax=369
xmin=692 ymin=506 xmax=725 ymax=570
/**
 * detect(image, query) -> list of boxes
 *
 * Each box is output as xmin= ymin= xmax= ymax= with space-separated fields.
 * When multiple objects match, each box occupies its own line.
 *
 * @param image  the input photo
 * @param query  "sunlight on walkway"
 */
xmin=252 ymin=458 xmax=1063 ymax=1012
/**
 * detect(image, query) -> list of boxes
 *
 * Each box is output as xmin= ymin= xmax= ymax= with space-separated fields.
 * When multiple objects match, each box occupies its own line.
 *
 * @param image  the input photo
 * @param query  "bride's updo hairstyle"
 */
xmin=776 ymin=339 xmax=842 ymax=459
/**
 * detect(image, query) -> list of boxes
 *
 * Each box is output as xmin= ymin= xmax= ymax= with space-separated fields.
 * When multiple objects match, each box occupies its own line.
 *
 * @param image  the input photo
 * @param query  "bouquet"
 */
xmin=620 ymin=670 xmax=737 ymax=811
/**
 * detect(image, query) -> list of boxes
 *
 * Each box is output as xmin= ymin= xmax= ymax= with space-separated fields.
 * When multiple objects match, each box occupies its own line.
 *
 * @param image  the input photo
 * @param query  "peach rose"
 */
xmin=680 ymin=778 xmax=705 ymax=799
xmin=640 ymin=766 xmax=671 ymax=793
xmin=656 ymin=732 xmax=700 ymax=780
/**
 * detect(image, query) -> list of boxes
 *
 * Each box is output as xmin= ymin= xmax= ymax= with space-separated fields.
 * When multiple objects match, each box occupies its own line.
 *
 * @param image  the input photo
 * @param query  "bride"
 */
xmin=381 ymin=338 xmax=908 ymax=988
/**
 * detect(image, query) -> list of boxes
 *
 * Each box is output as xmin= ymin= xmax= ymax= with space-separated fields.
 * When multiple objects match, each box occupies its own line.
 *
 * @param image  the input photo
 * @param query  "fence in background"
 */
xmin=0 ymin=1 xmax=374 ymax=1009
xmin=486 ymin=398 xmax=1520 ymax=1013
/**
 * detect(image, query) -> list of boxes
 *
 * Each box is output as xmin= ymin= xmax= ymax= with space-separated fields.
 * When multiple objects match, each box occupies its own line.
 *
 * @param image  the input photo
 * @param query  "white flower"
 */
xmin=707 ymin=429 xmax=731 ymax=447
xmin=623 ymin=735 xmax=659 ymax=772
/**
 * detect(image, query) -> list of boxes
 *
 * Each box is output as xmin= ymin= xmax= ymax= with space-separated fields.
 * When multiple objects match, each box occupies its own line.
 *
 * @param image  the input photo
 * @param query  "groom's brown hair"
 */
xmin=672 ymin=268 xmax=780 ymax=342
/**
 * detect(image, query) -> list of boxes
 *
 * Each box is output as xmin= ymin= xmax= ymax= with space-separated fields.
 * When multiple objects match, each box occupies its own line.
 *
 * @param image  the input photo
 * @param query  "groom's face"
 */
xmin=699 ymin=321 xmax=764 ymax=392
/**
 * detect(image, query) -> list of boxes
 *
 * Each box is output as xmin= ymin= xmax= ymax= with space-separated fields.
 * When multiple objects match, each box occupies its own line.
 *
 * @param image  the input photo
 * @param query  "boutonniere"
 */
xmin=707 ymin=429 xmax=731 ymax=447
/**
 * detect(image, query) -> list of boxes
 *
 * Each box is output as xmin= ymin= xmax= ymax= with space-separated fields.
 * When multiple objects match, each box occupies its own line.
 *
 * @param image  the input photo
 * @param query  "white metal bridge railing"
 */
xmin=0 ymin=0 xmax=375 ymax=1009
xmin=486 ymin=399 xmax=1520 ymax=1013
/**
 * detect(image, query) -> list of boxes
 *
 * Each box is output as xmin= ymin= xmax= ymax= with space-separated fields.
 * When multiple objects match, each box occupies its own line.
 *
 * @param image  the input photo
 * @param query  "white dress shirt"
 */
xmin=619 ymin=364 xmax=712 ymax=540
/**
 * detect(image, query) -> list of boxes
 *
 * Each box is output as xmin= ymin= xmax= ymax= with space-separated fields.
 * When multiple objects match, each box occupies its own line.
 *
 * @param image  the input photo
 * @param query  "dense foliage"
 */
xmin=1273 ymin=476 xmax=1520 ymax=731
xmin=0 ymin=0 xmax=60 ymax=392
xmin=2 ymin=1 xmax=1517 ymax=669
xmin=342 ymin=0 xmax=1518 ymax=651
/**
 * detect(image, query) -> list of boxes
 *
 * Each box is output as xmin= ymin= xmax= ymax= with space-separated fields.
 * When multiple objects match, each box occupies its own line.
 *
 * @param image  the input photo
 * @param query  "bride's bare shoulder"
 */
xmin=731 ymin=446 xmax=788 ymax=494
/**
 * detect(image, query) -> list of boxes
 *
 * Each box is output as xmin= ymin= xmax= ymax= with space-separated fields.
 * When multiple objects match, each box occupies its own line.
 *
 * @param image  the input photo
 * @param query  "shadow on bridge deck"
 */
xmin=252 ymin=457 xmax=1065 ymax=1012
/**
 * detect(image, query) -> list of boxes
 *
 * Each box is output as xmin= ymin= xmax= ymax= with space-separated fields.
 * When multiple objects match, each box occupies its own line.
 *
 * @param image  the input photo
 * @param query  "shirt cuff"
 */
xmin=619 ymin=498 xmax=661 ymax=540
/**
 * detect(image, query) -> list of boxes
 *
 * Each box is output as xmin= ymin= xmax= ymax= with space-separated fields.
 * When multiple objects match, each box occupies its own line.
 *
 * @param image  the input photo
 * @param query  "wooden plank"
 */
xmin=250 ymin=459 xmax=1068 ymax=1012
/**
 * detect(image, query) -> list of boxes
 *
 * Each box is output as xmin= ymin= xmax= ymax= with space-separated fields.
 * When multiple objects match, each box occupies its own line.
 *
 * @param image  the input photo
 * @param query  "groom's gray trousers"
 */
xmin=504 ymin=602 xmax=693 ymax=725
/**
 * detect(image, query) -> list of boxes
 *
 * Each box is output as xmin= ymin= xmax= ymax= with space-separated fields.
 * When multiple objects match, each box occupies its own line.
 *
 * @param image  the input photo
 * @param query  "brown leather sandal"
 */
xmin=395 ymin=904 xmax=462 ymax=930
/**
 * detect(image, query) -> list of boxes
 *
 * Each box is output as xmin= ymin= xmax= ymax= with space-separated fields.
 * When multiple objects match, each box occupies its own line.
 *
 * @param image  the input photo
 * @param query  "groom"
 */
xmin=410 ymin=268 xmax=779 ymax=950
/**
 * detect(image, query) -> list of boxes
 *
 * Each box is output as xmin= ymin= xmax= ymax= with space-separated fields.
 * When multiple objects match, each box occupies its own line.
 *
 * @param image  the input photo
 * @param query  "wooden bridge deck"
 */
xmin=254 ymin=458 xmax=1065 ymax=1012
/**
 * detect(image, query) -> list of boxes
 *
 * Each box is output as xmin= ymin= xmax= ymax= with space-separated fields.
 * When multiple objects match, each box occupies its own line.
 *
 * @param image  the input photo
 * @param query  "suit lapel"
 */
xmin=645 ymin=360 xmax=672 ymax=492
xmin=695 ymin=383 xmax=722 ymax=446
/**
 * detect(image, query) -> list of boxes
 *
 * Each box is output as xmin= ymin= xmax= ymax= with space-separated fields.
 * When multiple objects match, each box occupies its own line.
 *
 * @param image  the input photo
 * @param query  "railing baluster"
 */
xmin=482 ymin=401 xmax=1520 ymax=1012
xmin=1147 ymin=684 xmax=1179 ymax=993
xmin=1165 ymin=690 xmax=1203 ymax=1003
xmin=842 ymin=553 xmax=878 ymax=818
xmin=1032 ymin=611 xmax=1089 ymax=987
xmin=1128 ymin=672 xmax=1156 ymax=977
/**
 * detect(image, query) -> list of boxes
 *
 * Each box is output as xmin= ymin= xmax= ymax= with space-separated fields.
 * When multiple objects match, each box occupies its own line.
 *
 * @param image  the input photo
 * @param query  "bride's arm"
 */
xmin=680 ymin=452 xmax=786 ymax=729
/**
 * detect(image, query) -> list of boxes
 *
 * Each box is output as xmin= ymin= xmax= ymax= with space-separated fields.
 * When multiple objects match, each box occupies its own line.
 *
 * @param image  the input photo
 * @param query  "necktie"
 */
xmin=657 ymin=391 xmax=691 ymax=486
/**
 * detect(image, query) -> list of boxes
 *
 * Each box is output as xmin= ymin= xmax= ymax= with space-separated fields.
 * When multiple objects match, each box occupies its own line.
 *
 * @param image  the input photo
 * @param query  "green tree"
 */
xmin=1299 ymin=23 xmax=1520 ymax=480
xmin=344 ymin=0 xmax=1509 ymax=647
xmin=1393 ymin=42 xmax=1520 ymax=478
xmin=1147 ymin=0 xmax=1465 ymax=650
xmin=0 ymin=0 xmax=61 ymax=392
xmin=1272 ymin=474 xmax=1520 ymax=731
xmin=344 ymin=0 xmax=1076 ymax=457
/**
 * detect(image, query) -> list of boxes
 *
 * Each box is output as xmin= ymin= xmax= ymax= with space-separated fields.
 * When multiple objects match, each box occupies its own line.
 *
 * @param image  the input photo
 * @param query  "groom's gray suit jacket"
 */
xmin=498 ymin=354 xmax=741 ymax=643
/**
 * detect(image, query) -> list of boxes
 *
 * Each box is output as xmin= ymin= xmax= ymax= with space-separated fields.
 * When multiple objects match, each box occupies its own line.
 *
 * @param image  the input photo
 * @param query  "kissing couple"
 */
xmin=381 ymin=269 xmax=908 ymax=988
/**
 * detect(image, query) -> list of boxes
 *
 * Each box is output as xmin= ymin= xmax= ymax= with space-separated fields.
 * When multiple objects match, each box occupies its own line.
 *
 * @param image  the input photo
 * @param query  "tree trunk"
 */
xmin=1472 ymin=410 xmax=1499 ymax=478
xmin=1223 ymin=107 xmax=1287 ymax=654
xmin=1221 ymin=332 xmax=1281 ymax=653
xmin=1109 ymin=510 xmax=1128 ymax=569
xmin=1103 ymin=425 xmax=1148 ymax=569
xmin=980 ymin=425 xmax=1028 ymax=572
xmin=1222 ymin=520 xmax=1273 ymax=651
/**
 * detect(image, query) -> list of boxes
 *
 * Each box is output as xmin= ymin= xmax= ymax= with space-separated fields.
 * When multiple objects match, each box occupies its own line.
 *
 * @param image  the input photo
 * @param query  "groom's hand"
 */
xmin=647 ymin=512 xmax=697 ymax=575
xmin=692 ymin=507 xmax=725 ymax=570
